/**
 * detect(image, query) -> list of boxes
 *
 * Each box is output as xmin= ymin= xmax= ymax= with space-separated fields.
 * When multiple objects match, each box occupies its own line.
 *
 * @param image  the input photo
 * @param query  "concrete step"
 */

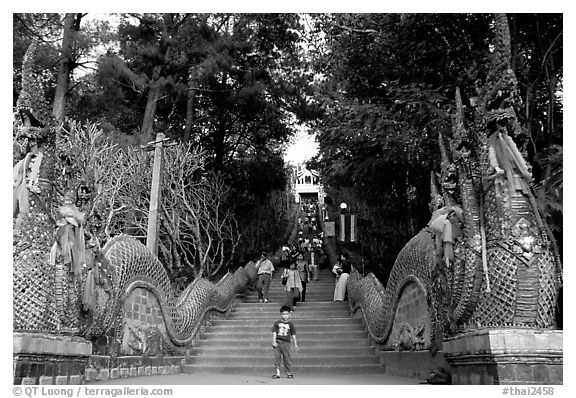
xmin=251 ymin=271 xmax=335 ymax=282
xmin=192 ymin=346 xmax=375 ymax=356
xmin=245 ymin=287 xmax=336 ymax=294
xmin=230 ymin=301 xmax=350 ymax=316
xmin=244 ymin=292 xmax=336 ymax=298
xmin=193 ymin=338 xmax=371 ymax=348
xmin=182 ymin=363 xmax=385 ymax=375
xmin=251 ymin=271 xmax=336 ymax=287
xmin=261 ymin=280 xmax=336 ymax=286
xmin=243 ymin=297 xmax=335 ymax=303
xmin=205 ymin=323 xmax=365 ymax=333
xmin=200 ymin=330 xmax=370 ymax=341
xmin=245 ymin=288 xmax=335 ymax=296
xmin=185 ymin=264 xmax=382 ymax=377
xmin=245 ymin=288 xmax=334 ymax=293
xmin=210 ymin=317 xmax=362 ymax=327
xmin=230 ymin=308 xmax=350 ymax=315
xmin=230 ymin=309 xmax=350 ymax=316
xmin=244 ymin=290 xmax=336 ymax=296
xmin=232 ymin=302 xmax=350 ymax=311
xmin=187 ymin=354 xmax=381 ymax=366
xmin=229 ymin=312 xmax=350 ymax=320
xmin=233 ymin=301 xmax=348 ymax=310
xmin=261 ymin=277 xmax=335 ymax=283
xmin=248 ymin=291 xmax=335 ymax=296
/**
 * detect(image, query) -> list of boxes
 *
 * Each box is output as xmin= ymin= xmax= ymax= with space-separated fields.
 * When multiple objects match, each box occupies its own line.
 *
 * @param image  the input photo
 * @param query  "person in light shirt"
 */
xmin=333 ymin=253 xmax=351 ymax=301
xmin=256 ymin=251 xmax=274 ymax=303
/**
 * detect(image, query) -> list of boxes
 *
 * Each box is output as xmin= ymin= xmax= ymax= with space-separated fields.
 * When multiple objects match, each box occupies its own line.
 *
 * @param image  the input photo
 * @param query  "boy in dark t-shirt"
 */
xmin=271 ymin=305 xmax=298 ymax=379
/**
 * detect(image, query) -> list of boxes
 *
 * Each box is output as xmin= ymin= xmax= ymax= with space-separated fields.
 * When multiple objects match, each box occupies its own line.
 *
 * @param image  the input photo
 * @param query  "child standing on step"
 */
xmin=271 ymin=305 xmax=298 ymax=379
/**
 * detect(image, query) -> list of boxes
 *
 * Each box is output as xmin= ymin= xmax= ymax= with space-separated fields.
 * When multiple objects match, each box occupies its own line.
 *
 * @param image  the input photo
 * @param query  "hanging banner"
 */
xmin=350 ymin=213 xmax=356 ymax=242
xmin=339 ymin=214 xmax=357 ymax=242
xmin=324 ymin=221 xmax=336 ymax=237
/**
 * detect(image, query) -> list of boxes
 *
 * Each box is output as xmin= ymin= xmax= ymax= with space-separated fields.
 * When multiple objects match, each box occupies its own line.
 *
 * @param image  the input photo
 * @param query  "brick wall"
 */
xmin=121 ymin=288 xmax=168 ymax=354
xmin=124 ymin=288 xmax=165 ymax=326
xmin=388 ymin=281 xmax=431 ymax=348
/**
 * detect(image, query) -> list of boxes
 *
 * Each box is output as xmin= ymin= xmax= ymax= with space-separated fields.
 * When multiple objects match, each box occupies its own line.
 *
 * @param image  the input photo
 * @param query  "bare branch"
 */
xmin=334 ymin=23 xmax=378 ymax=34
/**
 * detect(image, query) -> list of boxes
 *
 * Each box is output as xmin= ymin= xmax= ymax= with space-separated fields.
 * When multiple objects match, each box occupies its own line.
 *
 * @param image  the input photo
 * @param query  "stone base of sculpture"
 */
xmin=13 ymin=332 xmax=92 ymax=385
xmin=442 ymin=328 xmax=563 ymax=384
xmin=379 ymin=350 xmax=450 ymax=380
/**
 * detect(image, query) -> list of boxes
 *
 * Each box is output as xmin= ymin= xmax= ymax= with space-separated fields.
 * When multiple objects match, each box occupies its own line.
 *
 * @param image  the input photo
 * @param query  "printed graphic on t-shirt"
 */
xmin=277 ymin=322 xmax=291 ymax=337
xmin=273 ymin=320 xmax=295 ymax=342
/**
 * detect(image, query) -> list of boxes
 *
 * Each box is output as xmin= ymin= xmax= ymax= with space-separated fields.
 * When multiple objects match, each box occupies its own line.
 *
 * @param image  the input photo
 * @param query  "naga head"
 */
xmin=442 ymin=163 xmax=458 ymax=196
xmin=14 ymin=38 xmax=53 ymax=156
xmin=16 ymin=38 xmax=51 ymax=123
xmin=427 ymin=15 xmax=562 ymax=332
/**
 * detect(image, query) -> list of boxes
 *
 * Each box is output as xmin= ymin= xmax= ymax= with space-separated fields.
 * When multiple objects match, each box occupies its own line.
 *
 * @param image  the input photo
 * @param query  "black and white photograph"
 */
xmin=9 ymin=8 xmax=566 ymax=394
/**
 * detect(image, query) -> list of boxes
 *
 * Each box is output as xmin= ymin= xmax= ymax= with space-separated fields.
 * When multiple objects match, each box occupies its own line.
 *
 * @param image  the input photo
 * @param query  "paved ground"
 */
xmin=90 ymin=372 xmax=424 ymax=385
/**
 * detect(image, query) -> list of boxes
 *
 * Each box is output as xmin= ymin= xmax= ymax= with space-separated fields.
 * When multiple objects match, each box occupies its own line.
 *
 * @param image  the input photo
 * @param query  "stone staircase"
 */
xmin=183 ymin=267 xmax=384 ymax=375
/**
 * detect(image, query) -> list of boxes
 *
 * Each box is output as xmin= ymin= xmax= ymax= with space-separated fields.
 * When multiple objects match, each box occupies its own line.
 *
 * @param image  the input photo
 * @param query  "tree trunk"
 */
xmin=53 ymin=13 xmax=81 ymax=123
xmin=213 ymin=123 xmax=226 ymax=170
xmin=140 ymin=14 xmax=176 ymax=144
xmin=141 ymin=72 xmax=163 ymax=144
xmin=183 ymin=76 xmax=196 ymax=143
xmin=213 ymin=72 xmax=229 ymax=170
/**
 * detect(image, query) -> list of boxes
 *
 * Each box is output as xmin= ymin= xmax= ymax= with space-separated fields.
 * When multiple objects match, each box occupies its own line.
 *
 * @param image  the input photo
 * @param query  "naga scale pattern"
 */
xmin=347 ymin=14 xmax=561 ymax=349
xmin=13 ymin=192 xmax=62 ymax=332
xmin=15 ymin=233 xmax=251 ymax=354
xmin=86 ymin=234 xmax=250 ymax=350
xmin=348 ymin=231 xmax=438 ymax=348
xmin=12 ymin=38 xmax=251 ymax=352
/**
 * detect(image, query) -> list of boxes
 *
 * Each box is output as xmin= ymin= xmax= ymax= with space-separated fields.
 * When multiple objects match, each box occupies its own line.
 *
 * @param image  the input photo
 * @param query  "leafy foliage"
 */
xmin=13 ymin=13 xmax=562 ymax=282
xmin=308 ymin=13 xmax=563 ymax=279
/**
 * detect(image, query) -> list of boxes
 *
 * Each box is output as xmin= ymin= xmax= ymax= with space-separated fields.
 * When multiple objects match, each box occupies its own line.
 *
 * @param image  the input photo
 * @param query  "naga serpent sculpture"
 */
xmin=347 ymin=14 xmax=562 ymax=351
xmin=83 ymin=235 xmax=251 ymax=352
xmin=13 ymin=15 xmax=561 ymax=359
xmin=12 ymin=39 xmax=251 ymax=355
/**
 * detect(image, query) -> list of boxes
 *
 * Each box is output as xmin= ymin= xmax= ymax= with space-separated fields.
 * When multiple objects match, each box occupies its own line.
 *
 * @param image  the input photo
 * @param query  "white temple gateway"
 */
xmin=291 ymin=163 xmax=324 ymax=204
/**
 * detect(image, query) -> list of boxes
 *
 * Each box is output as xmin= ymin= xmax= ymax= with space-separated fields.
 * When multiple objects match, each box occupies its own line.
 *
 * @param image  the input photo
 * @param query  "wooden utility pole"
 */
xmin=141 ymin=132 xmax=175 ymax=255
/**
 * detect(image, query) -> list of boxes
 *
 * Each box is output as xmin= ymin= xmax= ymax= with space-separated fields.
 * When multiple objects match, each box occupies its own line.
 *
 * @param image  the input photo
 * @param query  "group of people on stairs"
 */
xmin=249 ymin=249 xmax=353 ymax=311
xmin=269 ymin=254 xmax=353 ymax=380
xmin=247 ymin=198 xmax=354 ymax=311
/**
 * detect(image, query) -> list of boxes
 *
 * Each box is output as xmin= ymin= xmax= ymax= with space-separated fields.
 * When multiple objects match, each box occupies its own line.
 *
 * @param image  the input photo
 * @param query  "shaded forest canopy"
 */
xmin=13 ymin=13 xmax=562 ymax=283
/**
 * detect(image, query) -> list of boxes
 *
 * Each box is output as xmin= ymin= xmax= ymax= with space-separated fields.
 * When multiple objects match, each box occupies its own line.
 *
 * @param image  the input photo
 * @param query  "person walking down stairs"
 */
xmin=256 ymin=251 xmax=275 ymax=303
xmin=281 ymin=263 xmax=302 ymax=311
xmin=307 ymin=247 xmax=319 ymax=281
xmin=271 ymin=305 xmax=299 ymax=379
xmin=295 ymin=252 xmax=310 ymax=303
